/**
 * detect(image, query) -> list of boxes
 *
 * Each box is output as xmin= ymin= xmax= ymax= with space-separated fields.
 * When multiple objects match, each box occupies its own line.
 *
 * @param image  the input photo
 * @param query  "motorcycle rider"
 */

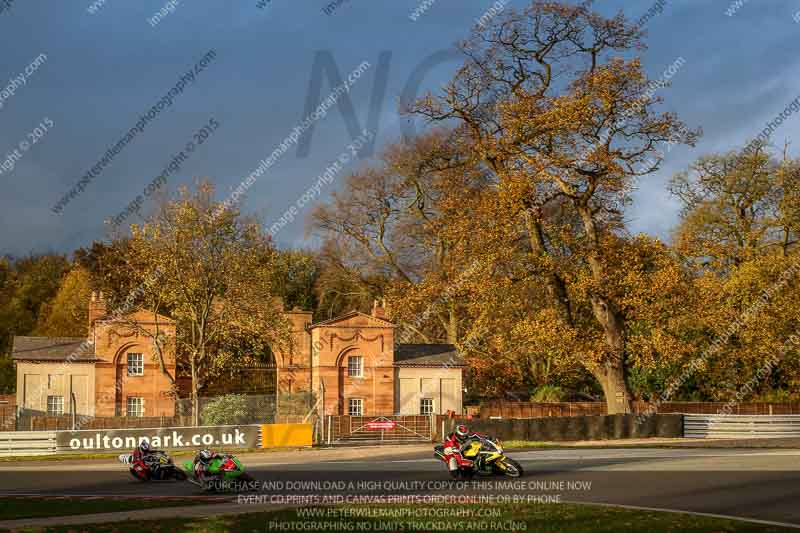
xmin=442 ymin=424 xmax=484 ymax=474
xmin=193 ymin=448 xmax=222 ymax=481
xmin=130 ymin=441 xmax=166 ymax=478
xmin=132 ymin=440 xmax=157 ymax=461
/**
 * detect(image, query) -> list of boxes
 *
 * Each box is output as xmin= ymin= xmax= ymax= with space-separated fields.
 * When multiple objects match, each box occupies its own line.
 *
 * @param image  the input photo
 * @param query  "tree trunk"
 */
xmin=592 ymin=359 xmax=631 ymax=415
xmin=447 ymin=304 xmax=458 ymax=344
xmin=575 ymin=204 xmax=632 ymax=414
xmin=524 ymin=212 xmax=573 ymax=325
xmin=191 ymin=360 xmax=200 ymax=426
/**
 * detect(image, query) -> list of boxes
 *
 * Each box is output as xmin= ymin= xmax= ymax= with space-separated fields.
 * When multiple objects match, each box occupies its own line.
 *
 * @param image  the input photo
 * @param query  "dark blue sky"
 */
xmin=1 ymin=0 xmax=799 ymax=257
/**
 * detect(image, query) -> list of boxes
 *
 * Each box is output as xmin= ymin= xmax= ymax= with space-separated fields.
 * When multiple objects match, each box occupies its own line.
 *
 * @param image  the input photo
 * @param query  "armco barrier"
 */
xmin=0 ymin=422 xmax=313 ymax=456
xmin=684 ymin=414 xmax=800 ymax=439
xmin=0 ymin=431 xmax=57 ymax=456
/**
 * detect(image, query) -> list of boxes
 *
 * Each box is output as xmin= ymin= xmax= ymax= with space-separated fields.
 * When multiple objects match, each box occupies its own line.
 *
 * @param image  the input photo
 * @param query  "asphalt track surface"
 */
xmin=3 ymin=447 xmax=800 ymax=526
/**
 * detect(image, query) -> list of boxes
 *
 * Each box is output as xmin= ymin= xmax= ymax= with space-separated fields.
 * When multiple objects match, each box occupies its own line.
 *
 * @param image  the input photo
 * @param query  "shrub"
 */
xmin=530 ymin=385 xmax=567 ymax=402
xmin=200 ymin=394 xmax=253 ymax=425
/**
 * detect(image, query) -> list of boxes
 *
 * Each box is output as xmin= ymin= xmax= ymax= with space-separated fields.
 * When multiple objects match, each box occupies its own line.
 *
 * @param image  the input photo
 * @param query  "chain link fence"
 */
xmin=175 ymin=392 xmax=316 ymax=425
xmin=15 ymin=392 xmax=318 ymax=431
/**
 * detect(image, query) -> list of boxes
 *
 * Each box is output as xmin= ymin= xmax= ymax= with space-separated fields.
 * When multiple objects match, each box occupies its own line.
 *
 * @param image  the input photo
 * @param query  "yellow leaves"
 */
xmin=34 ymin=266 xmax=92 ymax=338
xmin=124 ymin=182 xmax=292 ymax=392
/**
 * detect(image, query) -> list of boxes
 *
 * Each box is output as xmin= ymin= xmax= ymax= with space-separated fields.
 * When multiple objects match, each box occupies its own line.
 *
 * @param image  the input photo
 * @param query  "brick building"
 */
xmin=13 ymin=291 xmax=177 ymax=418
xmin=13 ymin=295 xmax=464 ymax=419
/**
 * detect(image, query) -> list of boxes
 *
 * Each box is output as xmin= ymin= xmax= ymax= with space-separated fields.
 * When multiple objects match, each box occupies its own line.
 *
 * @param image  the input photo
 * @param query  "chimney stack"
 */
xmin=88 ymin=290 xmax=107 ymax=328
xmin=371 ymin=298 xmax=386 ymax=319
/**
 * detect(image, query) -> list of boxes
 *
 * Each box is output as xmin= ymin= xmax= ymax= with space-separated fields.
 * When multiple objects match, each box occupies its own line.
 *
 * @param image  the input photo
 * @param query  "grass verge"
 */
xmin=0 ymin=497 xmax=212 ymax=521
xmin=16 ymin=503 xmax=793 ymax=532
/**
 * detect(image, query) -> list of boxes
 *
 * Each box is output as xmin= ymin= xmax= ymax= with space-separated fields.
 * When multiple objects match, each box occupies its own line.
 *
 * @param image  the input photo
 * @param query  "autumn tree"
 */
xmin=34 ymin=266 xmax=92 ymax=337
xmin=75 ymin=239 xmax=141 ymax=304
xmin=311 ymin=129 xmax=485 ymax=343
xmin=271 ymin=249 xmax=320 ymax=313
xmin=409 ymin=1 xmax=696 ymax=412
xmin=669 ymin=142 xmax=799 ymax=269
xmin=688 ymin=255 xmax=800 ymax=401
xmin=312 ymin=239 xmax=387 ymax=320
xmin=126 ymin=182 xmax=291 ymax=423
xmin=0 ymin=254 xmax=70 ymax=393
xmin=670 ymin=143 xmax=800 ymax=402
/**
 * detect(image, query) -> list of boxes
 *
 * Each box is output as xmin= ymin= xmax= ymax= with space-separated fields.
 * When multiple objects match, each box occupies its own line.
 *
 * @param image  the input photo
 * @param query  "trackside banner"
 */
xmin=55 ymin=424 xmax=260 ymax=452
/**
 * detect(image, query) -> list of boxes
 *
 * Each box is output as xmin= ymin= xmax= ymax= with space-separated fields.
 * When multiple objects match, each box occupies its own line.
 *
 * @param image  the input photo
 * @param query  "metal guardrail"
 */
xmin=0 ymin=431 xmax=57 ymax=456
xmin=684 ymin=414 xmax=800 ymax=439
xmin=5 ymin=415 xmax=797 ymax=453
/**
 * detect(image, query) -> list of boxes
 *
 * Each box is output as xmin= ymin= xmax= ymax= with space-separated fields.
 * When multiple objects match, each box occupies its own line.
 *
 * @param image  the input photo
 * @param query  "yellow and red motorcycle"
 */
xmin=435 ymin=435 xmax=523 ymax=478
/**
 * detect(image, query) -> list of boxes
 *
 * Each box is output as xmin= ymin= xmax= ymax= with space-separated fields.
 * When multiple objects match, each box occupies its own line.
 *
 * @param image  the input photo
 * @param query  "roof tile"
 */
xmin=11 ymin=336 xmax=96 ymax=362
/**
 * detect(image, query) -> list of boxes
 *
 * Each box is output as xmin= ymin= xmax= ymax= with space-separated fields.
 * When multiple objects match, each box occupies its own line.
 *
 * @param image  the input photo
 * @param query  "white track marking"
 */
xmin=561 ymin=500 xmax=800 ymax=529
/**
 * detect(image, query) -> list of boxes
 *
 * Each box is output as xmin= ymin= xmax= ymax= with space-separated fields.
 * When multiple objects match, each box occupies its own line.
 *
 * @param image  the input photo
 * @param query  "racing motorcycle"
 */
xmin=182 ymin=452 xmax=255 ymax=492
xmin=435 ymin=435 xmax=524 ymax=479
xmin=118 ymin=451 xmax=188 ymax=481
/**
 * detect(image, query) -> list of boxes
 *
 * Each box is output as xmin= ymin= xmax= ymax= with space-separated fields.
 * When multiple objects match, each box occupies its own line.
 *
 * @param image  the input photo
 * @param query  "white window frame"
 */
xmin=347 ymin=355 xmax=363 ymax=378
xmin=47 ymin=395 xmax=64 ymax=416
xmin=127 ymin=397 xmax=144 ymax=417
xmin=348 ymin=398 xmax=363 ymax=417
xmin=127 ymin=353 xmax=144 ymax=376
xmin=420 ymin=398 xmax=434 ymax=415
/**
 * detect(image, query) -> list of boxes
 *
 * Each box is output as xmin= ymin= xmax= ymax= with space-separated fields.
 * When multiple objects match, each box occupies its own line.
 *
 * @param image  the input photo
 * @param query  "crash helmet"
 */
xmin=198 ymin=449 xmax=213 ymax=463
xmin=455 ymin=424 xmax=470 ymax=442
xmin=138 ymin=441 xmax=151 ymax=454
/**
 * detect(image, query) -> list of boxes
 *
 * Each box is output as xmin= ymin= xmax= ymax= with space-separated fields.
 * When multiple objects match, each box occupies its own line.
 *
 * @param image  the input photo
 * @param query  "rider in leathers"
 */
xmin=442 ymin=424 xmax=484 ymax=474
xmin=193 ymin=448 xmax=223 ymax=481
xmin=131 ymin=441 xmax=167 ymax=478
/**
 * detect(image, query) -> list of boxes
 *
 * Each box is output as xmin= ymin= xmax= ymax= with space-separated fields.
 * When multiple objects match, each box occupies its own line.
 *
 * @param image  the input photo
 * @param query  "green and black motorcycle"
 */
xmin=183 ymin=450 xmax=255 ymax=492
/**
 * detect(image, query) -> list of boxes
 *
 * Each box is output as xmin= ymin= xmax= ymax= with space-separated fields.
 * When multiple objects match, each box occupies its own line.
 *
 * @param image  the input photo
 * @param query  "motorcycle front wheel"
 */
xmin=498 ymin=458 xmax=523 ymax=478
xmin=200 ymin=479 xmax=218 ymax=492
xmin=238 ymin=472 xmax=255 ymax=483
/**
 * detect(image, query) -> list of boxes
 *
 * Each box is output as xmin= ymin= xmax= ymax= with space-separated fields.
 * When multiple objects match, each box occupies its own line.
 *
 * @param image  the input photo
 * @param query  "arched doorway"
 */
xmin=201 ymin=346 xmax=278 ymax=396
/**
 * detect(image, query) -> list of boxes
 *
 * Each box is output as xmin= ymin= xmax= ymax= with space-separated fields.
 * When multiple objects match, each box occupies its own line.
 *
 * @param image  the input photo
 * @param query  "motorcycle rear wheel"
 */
xmin=129 ymin=469 xmax=149 ymax=482
xmin=449 ymin=468 xmax=475 ymax=480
